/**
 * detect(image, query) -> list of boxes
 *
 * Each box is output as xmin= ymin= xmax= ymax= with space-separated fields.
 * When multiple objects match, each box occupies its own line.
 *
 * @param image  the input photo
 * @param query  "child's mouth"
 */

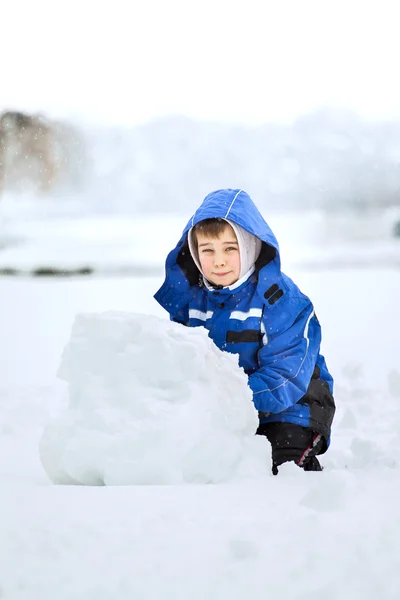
xmin=213 ymin=272 xmax=230 ymax=277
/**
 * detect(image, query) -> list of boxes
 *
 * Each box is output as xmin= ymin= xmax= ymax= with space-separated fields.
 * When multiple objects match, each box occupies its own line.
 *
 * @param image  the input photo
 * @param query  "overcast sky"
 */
xmin=1 ymin=0 xmax=400 ymax=127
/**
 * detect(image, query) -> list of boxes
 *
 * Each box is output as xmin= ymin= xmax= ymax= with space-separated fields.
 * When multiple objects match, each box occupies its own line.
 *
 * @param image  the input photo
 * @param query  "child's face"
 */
xmin=196 ymin=224 xmax=241 ymax=286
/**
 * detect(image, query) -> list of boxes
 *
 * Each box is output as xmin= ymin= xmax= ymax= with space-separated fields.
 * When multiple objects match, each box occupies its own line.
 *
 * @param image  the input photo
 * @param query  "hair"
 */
xmin=191 ymin=218 xmax=231 ymax=246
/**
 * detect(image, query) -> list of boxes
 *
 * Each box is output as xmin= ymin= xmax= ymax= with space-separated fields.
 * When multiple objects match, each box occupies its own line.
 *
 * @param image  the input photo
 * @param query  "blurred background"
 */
xmin=1 ymin=0 xmax=400 ymax=277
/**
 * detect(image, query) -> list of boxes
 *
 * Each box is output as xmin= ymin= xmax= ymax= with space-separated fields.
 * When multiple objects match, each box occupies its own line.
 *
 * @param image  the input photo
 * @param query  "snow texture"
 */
xmin=39 ymin=312 xmax=264 ymax=485
xmin=1 ymin=270 xmax=400 ymax=600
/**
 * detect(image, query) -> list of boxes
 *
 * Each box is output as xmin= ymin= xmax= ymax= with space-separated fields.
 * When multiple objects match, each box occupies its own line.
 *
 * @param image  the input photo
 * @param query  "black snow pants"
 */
xmin=256 ymin=422 xmax=325 ymax=475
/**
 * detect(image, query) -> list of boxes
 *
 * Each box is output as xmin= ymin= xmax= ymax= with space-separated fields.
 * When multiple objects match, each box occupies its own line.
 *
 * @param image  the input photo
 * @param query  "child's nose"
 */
xmin=214 ymin=253 xmax=226 ymax=266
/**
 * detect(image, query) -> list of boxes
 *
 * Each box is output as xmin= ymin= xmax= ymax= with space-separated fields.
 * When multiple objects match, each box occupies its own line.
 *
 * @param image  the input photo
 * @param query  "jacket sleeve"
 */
xmin=154 ymin=240 xmax=195 ymax=326
xmin=154 ymin=277 xmax=191 ymax=325
xmin=248 ymin=296 xmax=321 ymax=414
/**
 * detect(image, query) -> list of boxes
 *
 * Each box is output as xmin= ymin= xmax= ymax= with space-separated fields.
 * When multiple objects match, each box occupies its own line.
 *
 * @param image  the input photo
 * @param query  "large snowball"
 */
xmin=39 ymin=312 xmax=265 ymax=485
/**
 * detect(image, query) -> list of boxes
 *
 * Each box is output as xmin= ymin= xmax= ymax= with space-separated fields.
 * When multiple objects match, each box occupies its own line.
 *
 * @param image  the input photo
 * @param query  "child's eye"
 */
xmin=201 ymin=248 xmax=213 ymax=253
xmin=226 ymin=246 xmax=238 ymax=252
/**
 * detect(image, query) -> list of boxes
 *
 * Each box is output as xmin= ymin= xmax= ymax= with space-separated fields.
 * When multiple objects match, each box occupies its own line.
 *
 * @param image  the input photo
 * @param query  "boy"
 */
xmin=154 ymin=189 xmax=335 ymax=474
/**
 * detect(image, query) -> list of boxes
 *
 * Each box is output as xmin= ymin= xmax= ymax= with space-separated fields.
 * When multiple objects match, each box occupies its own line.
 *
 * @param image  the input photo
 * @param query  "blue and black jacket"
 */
xmin=154 ymin=189 xmax=335 ymax=447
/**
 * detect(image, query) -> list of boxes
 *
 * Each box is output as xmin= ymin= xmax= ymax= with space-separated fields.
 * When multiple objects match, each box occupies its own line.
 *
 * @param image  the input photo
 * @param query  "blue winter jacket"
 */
xmin=154 ymin=189 xmax=335 ymax=444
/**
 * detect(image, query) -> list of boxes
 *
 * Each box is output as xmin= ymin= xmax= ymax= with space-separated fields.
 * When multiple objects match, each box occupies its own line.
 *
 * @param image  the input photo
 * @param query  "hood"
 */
xmin=184 ymin=188 xmax=280 ymax=260
xmin=156 ymin=189 xmax=281 ymax=301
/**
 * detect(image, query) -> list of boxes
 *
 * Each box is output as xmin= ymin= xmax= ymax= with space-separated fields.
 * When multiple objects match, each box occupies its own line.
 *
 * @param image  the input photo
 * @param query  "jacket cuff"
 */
xmin=248 ymin=372 xmax=265 ymax=395
xmin=154 ymin=280 xmax=191 ymax=312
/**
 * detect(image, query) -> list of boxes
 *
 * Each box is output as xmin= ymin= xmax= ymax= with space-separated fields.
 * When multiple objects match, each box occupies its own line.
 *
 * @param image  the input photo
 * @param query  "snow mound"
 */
xmin=39 ymin=312 xmax=264 ymax=485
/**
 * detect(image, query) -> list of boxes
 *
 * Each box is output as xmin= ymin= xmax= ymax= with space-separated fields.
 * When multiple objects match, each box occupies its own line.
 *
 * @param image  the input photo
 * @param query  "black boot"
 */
xmin=257 ymin=422 xmax=325 ymax=475
xmin=302 ymin=456 xmax=323 ymax=471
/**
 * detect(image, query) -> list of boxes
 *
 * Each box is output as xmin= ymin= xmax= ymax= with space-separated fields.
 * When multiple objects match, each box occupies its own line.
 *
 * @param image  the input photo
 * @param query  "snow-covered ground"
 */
xmin=1 ymin=261 xmax=400 ymax=599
